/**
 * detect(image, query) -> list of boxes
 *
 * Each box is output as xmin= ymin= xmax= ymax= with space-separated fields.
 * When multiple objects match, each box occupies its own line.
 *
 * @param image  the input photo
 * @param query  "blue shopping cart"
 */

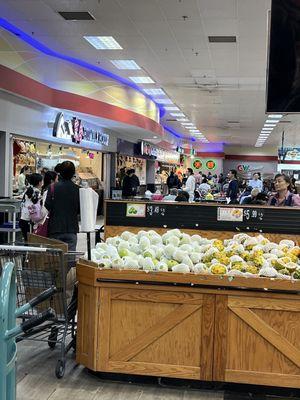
xmin=0 ymin=245 xmax=57 ymax=400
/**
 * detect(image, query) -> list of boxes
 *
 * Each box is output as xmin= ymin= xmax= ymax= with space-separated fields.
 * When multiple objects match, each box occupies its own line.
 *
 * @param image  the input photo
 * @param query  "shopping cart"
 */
xmin=0 ymin=250 xmax=57 ymax=400
xmin=0 ymin=244 xmax=78 ymax=380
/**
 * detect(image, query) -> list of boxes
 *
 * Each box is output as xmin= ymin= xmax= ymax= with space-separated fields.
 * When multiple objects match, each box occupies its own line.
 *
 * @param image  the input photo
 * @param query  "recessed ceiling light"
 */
xmin=59 ymin=11 xmax=95 ymax=20
xmin=265 ymin=119 xmax=279 ymax=124
xmin=153 ymin=136 xmax=158 ymax=139
xmin=155 ymin=98 xmax=173 ymax=104
xmin=84 ymin=36 xmax=123 ymax=49
xmin=110 ymin=59 xmax=141 ymax=69
xmin=264 ymin=124 xmax=276 ymax=127
xmin=143 ymin=88 xmax=165 ymax=95
xmin=208 ymin=36 xmax=237 ymax=43
xmin=164 ymin=106 xmax=180 ymax=111
xmin=268 ymin=114 xmax=283 ymax=118
xmin=170 ymin=113 xmax=185 ymax=117
xmin=129 ymin=76 xmax=155 ymax=84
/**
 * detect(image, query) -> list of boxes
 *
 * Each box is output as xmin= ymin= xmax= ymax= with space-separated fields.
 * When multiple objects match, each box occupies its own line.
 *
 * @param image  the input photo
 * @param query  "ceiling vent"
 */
xmin=227 ymin=121 xmax=240 ymax=129
xmin=58 ymin=11 xmax=95 ymax=20
xmin=208 ymin=36 xmax=236 ymax=43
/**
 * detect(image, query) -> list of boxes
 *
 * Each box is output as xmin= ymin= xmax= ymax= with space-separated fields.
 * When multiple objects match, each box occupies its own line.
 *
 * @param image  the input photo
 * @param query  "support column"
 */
xmin=0 ymin=131 xmax=11 ymax=197
xmin=146 ymin=159 xmax=156 ymax=191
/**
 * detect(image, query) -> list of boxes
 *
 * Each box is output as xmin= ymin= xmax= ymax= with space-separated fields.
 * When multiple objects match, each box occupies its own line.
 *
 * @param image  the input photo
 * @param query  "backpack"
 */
xmin=28 ymin=201 xmax=43 ymax=223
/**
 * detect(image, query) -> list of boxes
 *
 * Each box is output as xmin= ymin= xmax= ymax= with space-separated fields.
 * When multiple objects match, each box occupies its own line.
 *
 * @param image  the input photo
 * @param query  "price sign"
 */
xmin=146 ymin=204 xmax=166 ymax=217
xmin=217 ymin=207 xmax=244 ymax=222
xmin=126 ymin=203 xmax=146 ymax=218
xmin=243 ymin=208 xmax=264 ymax=221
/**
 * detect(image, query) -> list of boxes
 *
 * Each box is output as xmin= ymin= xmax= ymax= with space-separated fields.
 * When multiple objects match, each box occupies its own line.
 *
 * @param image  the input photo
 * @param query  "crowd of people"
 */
xmin=142 ymin=168 xmax=300 ymax=208
xmin=18 ymin=161 xmax=80 ymax=250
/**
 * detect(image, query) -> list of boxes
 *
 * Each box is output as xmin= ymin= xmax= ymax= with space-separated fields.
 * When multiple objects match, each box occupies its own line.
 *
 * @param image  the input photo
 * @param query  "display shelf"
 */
xmin=76 ymin=261 xmax=300 ymax=388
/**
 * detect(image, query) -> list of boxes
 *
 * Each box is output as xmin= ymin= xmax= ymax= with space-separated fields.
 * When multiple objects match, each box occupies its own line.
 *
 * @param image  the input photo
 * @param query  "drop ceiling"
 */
xmin=0 ymin=0 xmax=298 ymax=148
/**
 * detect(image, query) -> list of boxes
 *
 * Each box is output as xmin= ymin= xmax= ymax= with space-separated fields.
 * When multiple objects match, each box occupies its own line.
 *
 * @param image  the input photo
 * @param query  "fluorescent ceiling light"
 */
xmin=170 ymin=113 xmax=185 ymax=117
xmin=164 ymin=106 xmax=180 ymax=111
xmin=84 ymin=36 xmax=122 ymax=49
xmin=110 ymin=59 xmax=140 ymax=69
xmin=143 ymin=88 xmax=165 ymax=95
xmin=264 ymin=124 xmax=276 ymax=127
xmin=268 ymin=114 xmax=283 ymax=118
xmin=129 ymin=76 xmax=155 ymax=84
xmin=265 ymin=119 xmax=279 ymax=124
xmin=182 ymin=123 xmax=194 ymax=126
xmin=155 ymin=98 xmax=173 ymax=104
xmin=262 ymin=128 xmax=273 ymax=131
xmin=177 ymin=118 xmax=189 ymax=122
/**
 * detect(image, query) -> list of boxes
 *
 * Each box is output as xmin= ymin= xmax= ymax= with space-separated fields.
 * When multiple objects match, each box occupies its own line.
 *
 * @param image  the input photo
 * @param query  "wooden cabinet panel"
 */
xmin=76 ymin=283 xmax=99 ymax=371
xmin=214 ymin=295 xmax=300 ymax=388
xmin=97 ymin=288 xmax=215 ymax=380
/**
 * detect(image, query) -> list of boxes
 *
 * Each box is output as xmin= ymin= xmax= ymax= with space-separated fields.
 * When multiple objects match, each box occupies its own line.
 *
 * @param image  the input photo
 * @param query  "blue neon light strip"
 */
xmin=164 ymin=126 xmax=196 ymax=142
xmin=0 ymin=18 xmax=198 ymax=141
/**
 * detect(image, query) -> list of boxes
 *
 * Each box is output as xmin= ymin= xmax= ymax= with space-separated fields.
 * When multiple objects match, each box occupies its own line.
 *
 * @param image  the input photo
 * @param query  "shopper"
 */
xmin=42 ymin=171 xmax=58 ymax=196
xmin=249 ymin=173 xmax=263 ymax=192
xmin=167 ymin=170 xmax=179 ymax=189
xmin=122 ymin=169 xmax=135 ymax=197
xmin=19 ymin=173 xmax=44 ymax=241
xmin=185 ymin=168 xmax=196 ymax=199
xmin=198 ymin=178 xmax=211 ymax=195
xmin=175 ymin=190 xmax=189 ymax=202
xmin=45 ymin=161 xmax=80 ymax=251
xmin=268 ymin=174 xmax=300 ymax=207
xmin=131 ymin=169 xmax=140 ymax=195
xmin=194 ymin=171 xmax=202 ymax=186
xmin=18 ymin=165 xmax=30 ymax=193
xmin=226 ymin=169 xmax=239 ymax=204
xmin=164 ymin=188 xmax=178 ymax=201
xmin=54 ymin=163 xmax=62 ymax=181
xmin=290 ymin=177 xmax=297 ymax=194
xmin=217 ymin=173 xmax=225 ymax=191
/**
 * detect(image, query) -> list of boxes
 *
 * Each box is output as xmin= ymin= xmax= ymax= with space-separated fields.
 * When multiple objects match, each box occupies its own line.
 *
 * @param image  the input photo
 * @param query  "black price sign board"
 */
xmin=106 ymin=201 xmax=300 ymax=234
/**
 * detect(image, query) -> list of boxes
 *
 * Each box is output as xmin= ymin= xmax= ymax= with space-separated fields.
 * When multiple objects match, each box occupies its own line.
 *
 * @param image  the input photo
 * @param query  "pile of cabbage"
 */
xmin=90 ymin=230 xmax=300 ymax=280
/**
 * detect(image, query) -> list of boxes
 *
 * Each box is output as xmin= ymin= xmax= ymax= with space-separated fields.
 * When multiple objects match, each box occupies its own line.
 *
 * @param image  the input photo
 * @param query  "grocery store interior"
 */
xmin=0 ymin=0 xmax=300 ymax=399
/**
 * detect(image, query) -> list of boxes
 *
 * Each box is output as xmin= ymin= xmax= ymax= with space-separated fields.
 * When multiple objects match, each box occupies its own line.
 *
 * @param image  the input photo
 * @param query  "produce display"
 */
xmin=89 ymin=230 xmax=300 ymax=280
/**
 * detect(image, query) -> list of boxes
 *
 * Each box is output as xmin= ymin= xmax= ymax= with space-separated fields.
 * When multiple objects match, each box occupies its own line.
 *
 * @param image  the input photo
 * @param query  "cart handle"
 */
xmin=15 ymin=286 xmax=57 ymax=317
xmin=20 ymin=308 xmax=56 ymax=334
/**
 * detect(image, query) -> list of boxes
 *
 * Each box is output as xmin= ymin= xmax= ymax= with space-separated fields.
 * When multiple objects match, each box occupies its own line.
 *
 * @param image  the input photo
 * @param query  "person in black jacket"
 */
xmin=45 ymin=161 xmax=80 ymax=251
xmin=167 ymin=170 xmax=179 ymax=190
xmin=226 ymin=169 xmax=239 ymax=204
xmin=122 ymin=169 xmax=139 ymax=197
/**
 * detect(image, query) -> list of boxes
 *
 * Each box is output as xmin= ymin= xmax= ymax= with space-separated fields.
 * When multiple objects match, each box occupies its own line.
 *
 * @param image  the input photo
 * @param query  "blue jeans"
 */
xmin=49 ymin=233 xmax=77 ymax=252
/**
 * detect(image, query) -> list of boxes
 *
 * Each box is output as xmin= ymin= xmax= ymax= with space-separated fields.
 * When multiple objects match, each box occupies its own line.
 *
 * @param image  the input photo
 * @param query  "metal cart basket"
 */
xmin=0 ymin=244 xmax=77 ymax=379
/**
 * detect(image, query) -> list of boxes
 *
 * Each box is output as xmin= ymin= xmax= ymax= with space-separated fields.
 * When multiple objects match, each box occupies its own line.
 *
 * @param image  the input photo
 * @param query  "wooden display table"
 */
xmin=76 ymin=261 xmax=300 ymax=388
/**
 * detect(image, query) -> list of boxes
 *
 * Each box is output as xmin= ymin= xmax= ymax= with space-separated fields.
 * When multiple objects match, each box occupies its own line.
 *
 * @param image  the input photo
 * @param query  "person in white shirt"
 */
xmin=249 ymin=173 xmax=263 ymax=192
xmin=18 ymin=165 xmax=30 ymax=193
xmin=185 ymin=168 xmax=196 ymax=200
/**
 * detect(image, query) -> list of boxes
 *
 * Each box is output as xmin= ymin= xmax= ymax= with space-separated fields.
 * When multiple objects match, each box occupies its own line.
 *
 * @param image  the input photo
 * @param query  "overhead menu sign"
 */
xmin=141 ymin=142 xmax=180 ymax=164
xmin=52 ymin=112 xmax=109 ymax=146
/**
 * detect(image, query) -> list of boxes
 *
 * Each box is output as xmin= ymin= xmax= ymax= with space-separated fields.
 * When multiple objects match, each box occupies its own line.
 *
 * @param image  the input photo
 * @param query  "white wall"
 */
xmin=0 ymin=91 xmax=118 ymax=153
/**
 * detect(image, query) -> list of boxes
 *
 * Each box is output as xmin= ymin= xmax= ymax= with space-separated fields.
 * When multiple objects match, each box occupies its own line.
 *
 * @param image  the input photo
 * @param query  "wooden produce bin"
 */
xmin=76 ymin=262 xmax=300 ymax=388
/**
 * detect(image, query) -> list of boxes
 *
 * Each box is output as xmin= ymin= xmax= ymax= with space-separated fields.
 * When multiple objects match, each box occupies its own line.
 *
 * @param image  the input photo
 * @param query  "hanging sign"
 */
xmin=141 ymin=142 xmax=180 ymax=164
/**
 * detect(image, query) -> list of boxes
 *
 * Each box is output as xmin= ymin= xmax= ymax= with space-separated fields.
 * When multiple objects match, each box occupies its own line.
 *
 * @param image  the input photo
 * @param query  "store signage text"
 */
xmin=52 ymin=112 xmax=109 ymax=146
xmin=141 ymin=142 xmax=180 ymax=164
xmin=237 ymin=164 xmax=250 ymax=172
xmin=237 ymin=164 xmax=264 ymax=173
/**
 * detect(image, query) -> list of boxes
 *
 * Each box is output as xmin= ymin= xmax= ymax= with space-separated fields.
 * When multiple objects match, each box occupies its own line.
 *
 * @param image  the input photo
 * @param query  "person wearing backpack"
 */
xmin=19 ymin=173 xmax=44 ymax=241
xmin=268 ymin=174 xmax=300 ymax=207
xmin=167 ymin=170 xmax=179 ymax=190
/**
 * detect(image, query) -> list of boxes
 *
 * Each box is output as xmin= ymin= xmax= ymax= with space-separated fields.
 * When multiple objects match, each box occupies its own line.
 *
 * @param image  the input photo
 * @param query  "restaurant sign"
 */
xmin=141 ymin=142 xmax=180 ymax=164
xmin=52 ymin=112 xmax=109 ymax=146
